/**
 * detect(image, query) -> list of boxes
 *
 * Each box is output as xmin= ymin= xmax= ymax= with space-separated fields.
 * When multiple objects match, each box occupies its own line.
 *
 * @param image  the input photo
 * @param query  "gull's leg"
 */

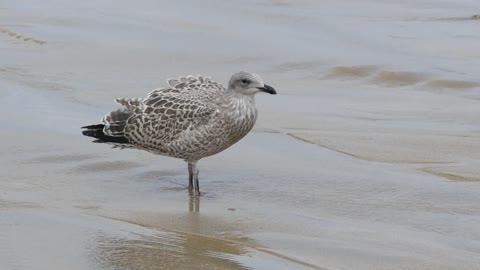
xmin=188 ymin=163 xmax=193 ymax=191
xmin=191 ymin=163 xmax=200 ymax=196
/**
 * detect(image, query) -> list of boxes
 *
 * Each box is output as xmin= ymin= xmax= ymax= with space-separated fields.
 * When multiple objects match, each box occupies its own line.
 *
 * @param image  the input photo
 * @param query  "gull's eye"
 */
xmin=241 ymin=79 xmax=249 ymax=84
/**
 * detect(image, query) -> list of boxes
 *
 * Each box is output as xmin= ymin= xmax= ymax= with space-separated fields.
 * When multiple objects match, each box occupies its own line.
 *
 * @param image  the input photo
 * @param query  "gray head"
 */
xmin=228 ymin=71 xmax=277 ymax=96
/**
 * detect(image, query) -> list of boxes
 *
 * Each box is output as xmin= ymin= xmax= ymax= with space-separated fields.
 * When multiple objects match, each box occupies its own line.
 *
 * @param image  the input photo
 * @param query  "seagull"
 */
xmin=82 ymin=72 xmax=276 ymax=195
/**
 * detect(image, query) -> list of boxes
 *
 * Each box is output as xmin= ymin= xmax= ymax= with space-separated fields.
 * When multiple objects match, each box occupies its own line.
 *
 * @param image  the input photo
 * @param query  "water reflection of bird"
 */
xmin=82 ymin=72 xmax=276 ymax=195
xmin=189 ymin=193 xmax=200 ymax=212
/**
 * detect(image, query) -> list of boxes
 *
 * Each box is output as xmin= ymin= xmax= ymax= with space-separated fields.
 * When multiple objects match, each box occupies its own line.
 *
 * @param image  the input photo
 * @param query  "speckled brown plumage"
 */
xmin=82 ymin=72 xmax=276 ymax=195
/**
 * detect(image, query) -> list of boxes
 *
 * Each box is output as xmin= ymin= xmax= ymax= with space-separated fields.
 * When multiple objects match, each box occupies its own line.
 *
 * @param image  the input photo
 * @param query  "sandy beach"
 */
xmin=1 ymin=0 xmax=480 ymax=269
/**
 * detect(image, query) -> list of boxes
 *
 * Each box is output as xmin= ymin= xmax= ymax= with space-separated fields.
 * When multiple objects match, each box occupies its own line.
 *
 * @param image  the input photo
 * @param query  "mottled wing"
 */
xmin=101 ymin=98 xmax=142 ymax=137
xmin=147 ymin=75 xmax=226 ymax=102
xmin=123 ymin=78 xmax=221 ymax=153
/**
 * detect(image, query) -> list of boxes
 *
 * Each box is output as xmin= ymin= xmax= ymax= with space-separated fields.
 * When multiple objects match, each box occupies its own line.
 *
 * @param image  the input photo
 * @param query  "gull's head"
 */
xmin=228 ymin=71 xmax=276 ymax=96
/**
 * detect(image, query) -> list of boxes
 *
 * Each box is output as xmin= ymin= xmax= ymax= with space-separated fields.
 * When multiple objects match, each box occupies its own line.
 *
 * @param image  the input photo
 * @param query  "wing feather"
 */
xmin=123 ymin=76 xmax=224 ymax=152
xmin=154 ymin=75 xmax=224 ymax=96
xmin=124 ymin=96 xmax=217 ymax=152
xmin=102 ymin=75 xmax=225 ymax=153
xmin=102 ymin=98 xmax=142 ymax=137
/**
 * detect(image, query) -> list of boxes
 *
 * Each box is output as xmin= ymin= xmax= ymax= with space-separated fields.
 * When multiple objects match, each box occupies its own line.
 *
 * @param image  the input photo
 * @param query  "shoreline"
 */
xmin=2 ymin=0 xmax=480 ymax=269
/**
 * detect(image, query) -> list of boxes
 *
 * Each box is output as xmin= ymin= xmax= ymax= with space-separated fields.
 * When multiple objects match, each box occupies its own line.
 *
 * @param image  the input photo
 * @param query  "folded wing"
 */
xmin=100 ymin=75 xmax=225 ymax=152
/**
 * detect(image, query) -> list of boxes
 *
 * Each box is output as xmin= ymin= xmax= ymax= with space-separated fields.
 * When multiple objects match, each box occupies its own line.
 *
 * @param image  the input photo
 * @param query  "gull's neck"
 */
xmin=223 ymin=91 xmax=256 ymax=108
xmin=222 ymin=91 xmax=257 ymax=123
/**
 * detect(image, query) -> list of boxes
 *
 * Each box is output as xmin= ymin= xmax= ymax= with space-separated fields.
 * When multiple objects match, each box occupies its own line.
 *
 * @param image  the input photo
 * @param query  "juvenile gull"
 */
xmin=82 ymin=72 xmax=276 ymax=195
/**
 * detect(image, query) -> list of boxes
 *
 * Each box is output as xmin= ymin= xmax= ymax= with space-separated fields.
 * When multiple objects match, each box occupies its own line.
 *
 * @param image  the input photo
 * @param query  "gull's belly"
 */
xmin=167 ymin=116 xmax=256 ymax=161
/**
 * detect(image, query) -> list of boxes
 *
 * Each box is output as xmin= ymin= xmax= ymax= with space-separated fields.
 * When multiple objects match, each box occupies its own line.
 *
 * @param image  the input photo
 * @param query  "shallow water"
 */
xmin=1 ymin=1 xmax=480 ymax=269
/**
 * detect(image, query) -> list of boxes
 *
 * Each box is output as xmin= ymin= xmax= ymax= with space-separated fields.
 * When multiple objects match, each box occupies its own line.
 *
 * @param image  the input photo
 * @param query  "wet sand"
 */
xmin=2 ymin=0 xmax=480 ymax=269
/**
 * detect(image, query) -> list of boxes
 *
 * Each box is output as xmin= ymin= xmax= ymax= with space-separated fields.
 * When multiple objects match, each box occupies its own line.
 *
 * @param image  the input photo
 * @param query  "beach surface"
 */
xmin=1 ymin=1 xmax=480 ymax=269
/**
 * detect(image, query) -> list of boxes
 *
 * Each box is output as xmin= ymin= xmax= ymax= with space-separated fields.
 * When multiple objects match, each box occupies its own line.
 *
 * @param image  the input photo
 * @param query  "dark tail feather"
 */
xmin=81 ymin=124 xmax=105 ymax=129
xmin=82 ymin=124 xmax=129 ymax=144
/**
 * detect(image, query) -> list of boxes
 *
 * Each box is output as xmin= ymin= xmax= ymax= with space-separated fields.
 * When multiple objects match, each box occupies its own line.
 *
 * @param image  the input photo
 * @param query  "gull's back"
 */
xmin=101 ymin=75 xmax=228 ymax=160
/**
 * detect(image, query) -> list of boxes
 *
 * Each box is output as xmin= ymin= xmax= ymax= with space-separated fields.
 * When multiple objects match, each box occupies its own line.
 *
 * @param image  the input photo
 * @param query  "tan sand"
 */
xmin=1 ymin=0 xmax=480 ymax=269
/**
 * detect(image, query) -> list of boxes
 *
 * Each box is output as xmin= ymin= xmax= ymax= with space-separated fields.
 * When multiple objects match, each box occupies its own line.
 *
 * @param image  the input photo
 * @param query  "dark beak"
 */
xmin=257 ymin=84 xmax=277 ymax=95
